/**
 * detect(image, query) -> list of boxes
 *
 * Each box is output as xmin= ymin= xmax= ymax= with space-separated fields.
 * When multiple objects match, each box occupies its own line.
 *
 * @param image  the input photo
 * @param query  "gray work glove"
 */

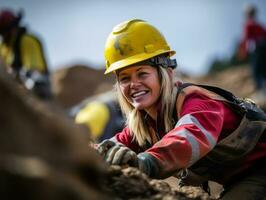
xmin=97 ymin=139 xmax=138 ymax=166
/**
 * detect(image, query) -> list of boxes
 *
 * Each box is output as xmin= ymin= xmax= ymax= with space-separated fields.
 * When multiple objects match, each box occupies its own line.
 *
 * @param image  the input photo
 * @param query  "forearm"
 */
xmin=137 ymin=152 xmax=161 ymax=178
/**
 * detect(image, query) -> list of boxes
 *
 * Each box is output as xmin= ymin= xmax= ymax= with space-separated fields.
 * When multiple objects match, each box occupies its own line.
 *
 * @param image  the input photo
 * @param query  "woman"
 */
xmin=97 ymin=19 xmax=266 ymax=199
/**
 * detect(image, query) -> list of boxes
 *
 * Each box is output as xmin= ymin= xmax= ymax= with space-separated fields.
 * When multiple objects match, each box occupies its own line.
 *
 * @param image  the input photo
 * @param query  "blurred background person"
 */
xmin=238 ymin=4 xmax=266 ymax=102
xmin=0 ymin=8 xmax=52 ymax=100
xmin=69 ymin=91 xmax=125 ymax=142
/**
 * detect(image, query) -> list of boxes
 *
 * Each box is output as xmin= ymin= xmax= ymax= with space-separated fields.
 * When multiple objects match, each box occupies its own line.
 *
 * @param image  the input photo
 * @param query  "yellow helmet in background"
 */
xmin=104 ymin=19 xmax=176 ymax=74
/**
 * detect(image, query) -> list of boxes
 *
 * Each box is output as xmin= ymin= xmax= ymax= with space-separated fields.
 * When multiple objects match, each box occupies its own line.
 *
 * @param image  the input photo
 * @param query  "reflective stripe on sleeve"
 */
xmin=110 ymin=136 xmax=118 ymax=143
xmin=175 ymin=114 xmax=216 ymax=148
xmin=174 ymin=129 xmax=200 ymax=167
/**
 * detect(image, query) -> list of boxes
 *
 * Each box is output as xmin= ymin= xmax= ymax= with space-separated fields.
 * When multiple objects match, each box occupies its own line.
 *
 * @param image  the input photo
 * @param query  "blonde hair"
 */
xmin=115 ymin=66 xmax=178 ymax=146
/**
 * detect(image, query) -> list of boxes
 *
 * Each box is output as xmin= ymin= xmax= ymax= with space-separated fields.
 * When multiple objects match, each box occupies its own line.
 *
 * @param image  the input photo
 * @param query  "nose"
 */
xmin=130 ymin=76 xmax=141 ymax=88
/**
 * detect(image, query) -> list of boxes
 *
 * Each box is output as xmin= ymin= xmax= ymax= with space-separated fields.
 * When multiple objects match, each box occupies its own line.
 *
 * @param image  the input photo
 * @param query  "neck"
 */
xmin=144 ymin=100 xmax=161 ymax=121
xmin=145 ymin=107 xmax=157 ymax=121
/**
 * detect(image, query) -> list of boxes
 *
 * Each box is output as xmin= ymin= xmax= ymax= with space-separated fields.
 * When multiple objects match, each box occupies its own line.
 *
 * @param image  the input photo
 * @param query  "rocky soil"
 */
xmin=103 ymin=166 xmax=210 ymax=200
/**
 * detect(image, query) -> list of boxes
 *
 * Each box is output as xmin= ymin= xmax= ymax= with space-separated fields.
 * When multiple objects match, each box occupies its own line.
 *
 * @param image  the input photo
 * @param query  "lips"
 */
xmin=131 ymin=90 xmax=148 ymax=98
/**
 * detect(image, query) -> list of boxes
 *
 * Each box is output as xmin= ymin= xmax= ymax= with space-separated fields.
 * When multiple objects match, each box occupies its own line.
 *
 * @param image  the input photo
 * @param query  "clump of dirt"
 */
xmin=103 ymin=165 xmax=210 ymax=200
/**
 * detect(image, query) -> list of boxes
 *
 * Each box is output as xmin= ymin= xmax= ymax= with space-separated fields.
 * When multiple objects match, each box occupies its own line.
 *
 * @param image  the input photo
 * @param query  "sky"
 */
xmin=1 ymin=0 xmax=266 ymax=76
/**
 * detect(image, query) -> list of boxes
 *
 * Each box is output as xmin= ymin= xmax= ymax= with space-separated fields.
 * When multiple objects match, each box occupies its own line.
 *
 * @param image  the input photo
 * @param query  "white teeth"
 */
xmin=132 ymin=91 xmax=147 ymax=97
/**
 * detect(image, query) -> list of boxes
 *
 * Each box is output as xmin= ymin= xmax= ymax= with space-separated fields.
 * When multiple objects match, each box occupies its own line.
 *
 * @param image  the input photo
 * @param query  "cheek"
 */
xmin=119 ymin=85 xmax=127 ymax=95
xmin=119 ymin=85 xmax=130 ymax=100
xmin=154 ymin=83 xmax=161 ymax=98
xmin=153 ymin=76 xmax=161 ymax=95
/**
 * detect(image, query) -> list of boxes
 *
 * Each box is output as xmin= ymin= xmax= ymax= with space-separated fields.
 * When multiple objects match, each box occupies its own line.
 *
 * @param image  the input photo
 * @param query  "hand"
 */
xmin=97 ymin=139 xmax=138 ymax=166
xmin=97 ymin=139 xmax=116 ymax=156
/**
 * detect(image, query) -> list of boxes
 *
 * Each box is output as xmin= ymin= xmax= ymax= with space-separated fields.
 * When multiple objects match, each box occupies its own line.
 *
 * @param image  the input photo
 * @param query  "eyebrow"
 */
xmin=118 ymin=66 xmax=144 ymax=76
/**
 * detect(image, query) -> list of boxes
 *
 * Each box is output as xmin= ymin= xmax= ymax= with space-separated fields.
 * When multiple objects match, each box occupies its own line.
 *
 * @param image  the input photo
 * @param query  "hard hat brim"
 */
xmin=104 ymin=49 xmax=176 ymax=74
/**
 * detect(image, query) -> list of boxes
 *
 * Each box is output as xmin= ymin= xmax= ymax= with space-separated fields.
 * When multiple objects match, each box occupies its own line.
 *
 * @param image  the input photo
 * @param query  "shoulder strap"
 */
xmin=176 ymin=83 xmax=246 ymax=119
xmin=176 ymin=82 xmax=266 ymax=121
xmin=177 ymin=83 xmax=239 ymax=104
xmin=12 ymin=27 xmax=26 ymax=73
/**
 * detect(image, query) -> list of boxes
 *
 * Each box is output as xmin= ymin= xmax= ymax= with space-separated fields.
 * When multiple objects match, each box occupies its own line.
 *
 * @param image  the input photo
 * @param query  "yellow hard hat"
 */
xmin=104 ymin=19 xmax=176 ymax=74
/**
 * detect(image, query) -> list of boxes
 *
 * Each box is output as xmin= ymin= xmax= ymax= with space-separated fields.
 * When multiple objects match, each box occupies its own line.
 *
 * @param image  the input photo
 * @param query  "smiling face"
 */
xmin=117 ymin=65 xmax=161 ymax=116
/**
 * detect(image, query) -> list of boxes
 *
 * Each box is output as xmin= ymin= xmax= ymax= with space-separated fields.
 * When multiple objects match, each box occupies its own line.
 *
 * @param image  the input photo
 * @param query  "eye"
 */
xmin=138 ymin=71 xmax=149 ymax=78
xmin=119 ymin=76 xmax=129 ymax=83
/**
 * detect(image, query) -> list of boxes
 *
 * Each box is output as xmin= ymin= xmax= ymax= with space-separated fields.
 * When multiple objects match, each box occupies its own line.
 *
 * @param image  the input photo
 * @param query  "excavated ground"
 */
xmin=0 ymin=67 xmax=212 ymax=200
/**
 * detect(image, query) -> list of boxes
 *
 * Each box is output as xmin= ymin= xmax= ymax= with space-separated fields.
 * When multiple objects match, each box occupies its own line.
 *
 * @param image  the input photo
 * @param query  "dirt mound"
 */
xmin=193 ymin=65 xmax=255 ymax=97
xmin=0 ymin=67 xmax=108 ymax=200
xmin=51 ymin=65 xmax=115 ymax=108
xmin=0 ymin=66 xmax=209 ymax=199
xmin=185 ymin=65 xmax=266 ymax=110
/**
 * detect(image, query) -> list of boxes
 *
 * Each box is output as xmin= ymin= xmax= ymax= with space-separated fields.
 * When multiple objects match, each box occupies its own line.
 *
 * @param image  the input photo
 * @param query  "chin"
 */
xmin=133 ymin=103 xmax=150 ymax=111
xmin=133 ymin=105 xmax=145 ymax=110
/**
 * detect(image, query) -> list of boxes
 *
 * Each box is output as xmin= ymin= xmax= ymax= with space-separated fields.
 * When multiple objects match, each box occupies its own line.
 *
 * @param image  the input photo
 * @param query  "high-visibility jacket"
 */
xmin=111 ymin=84 xmax=266 ymax=184
xmin=0 ymin=27 xmax=48 ymax=73
xmin=75 ymin=100 xmax=124 ymax=142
